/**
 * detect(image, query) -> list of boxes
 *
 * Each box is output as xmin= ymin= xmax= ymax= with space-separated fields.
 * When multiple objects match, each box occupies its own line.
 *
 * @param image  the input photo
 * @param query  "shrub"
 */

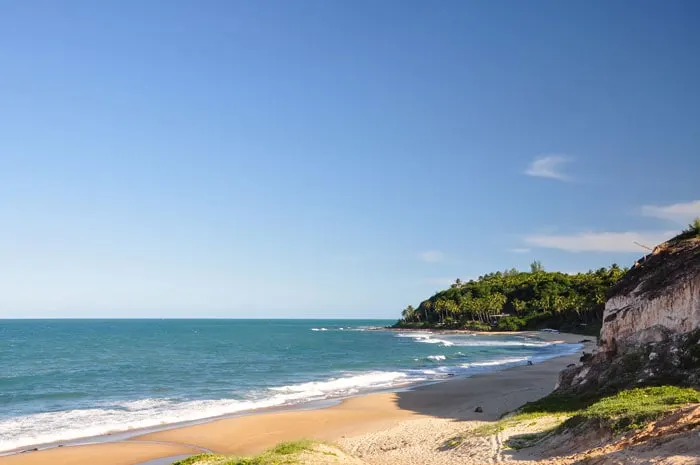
xmin=461 ymin=320 xmax=491 ymax=331
xmin=688 ymin=217 xmax=700 ymax=236
xmin=496 ymin=316 xmax=527 ymax=331
xmin=522 ymin=312 xmax=554 ymax=329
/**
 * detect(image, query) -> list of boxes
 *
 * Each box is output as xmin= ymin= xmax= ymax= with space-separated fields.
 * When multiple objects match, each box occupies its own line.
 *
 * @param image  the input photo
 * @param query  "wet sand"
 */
xmin=0 ymin=443 xmax=199 ymax=465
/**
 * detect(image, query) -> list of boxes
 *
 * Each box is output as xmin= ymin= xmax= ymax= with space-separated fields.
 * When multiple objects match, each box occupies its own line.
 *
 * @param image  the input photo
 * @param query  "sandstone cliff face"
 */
xmin=600 ymin=237 xmax=700 ymax=353
xmin=557 ymin=236 xmax=700 ymax=394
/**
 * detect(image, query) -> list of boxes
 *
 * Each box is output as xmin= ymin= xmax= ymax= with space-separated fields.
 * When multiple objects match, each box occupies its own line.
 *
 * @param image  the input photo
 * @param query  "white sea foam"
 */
xmin=408 ymin=355 xmax=535 ymax=378
xmin=0 ymin=396 xmax=290 ymax=453
xmin=462 ymin=357 xmax=529 ymax=367
xmin=396 ymin=333 xmax=455 ymax=346
xmin=427 ymin=355 xmax=446 ymax=361
xmin=118 ymin=398 xmax=173 ymax=411
xmin=396 ymin=332 xmax=553 ymax=347
xmin=0 ymin=371 xmax=421 ymax=453
xmin=270 ymin=371 xmax=413 ymax=397
xmin=311 ymin=326 xmax=373 ymax=332
xmin=449 ymin=340 xmax=552 ymax=347
xmin=395 ymin=332 xmax=431 ymax=338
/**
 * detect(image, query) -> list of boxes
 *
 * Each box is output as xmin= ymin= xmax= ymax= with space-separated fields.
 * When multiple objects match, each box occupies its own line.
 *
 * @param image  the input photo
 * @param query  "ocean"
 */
xmin=0 ymin=319 xmax=581 ymax=452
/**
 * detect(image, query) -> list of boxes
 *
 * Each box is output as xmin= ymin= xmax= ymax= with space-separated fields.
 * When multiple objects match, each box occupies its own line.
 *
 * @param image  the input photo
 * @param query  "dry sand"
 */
xmin=0 ymin=331 xmax=592 ymax=465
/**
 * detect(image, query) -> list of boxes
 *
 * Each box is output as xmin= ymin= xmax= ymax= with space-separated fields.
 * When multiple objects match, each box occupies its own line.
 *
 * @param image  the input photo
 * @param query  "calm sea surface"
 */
xmin=0 ymin=319 xmax=581 ymax=451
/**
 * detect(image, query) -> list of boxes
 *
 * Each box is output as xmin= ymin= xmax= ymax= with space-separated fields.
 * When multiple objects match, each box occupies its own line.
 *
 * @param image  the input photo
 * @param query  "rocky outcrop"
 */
xmin=558 ymin=329 xmax=700 ymax=396
xmin=600 ymin=237 xmax=700 ymax=353
xmin=558 ymin=236 xmax=700 ymax=395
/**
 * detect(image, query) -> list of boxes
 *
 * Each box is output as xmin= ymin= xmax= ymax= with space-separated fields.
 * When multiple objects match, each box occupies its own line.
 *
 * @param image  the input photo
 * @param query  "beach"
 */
xmin=0 ymin=331 xmax=591 ymax=465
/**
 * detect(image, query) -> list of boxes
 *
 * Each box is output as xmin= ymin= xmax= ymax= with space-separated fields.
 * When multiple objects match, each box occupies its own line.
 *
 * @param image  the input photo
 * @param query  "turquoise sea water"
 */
xmin=0 ymin=319 xmax=580 ymax=451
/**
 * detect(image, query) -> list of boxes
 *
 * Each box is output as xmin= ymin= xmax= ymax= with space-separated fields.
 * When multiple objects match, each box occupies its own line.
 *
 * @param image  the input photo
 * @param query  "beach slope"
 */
xmin=0 ymin=332 xmax=589 ymax=465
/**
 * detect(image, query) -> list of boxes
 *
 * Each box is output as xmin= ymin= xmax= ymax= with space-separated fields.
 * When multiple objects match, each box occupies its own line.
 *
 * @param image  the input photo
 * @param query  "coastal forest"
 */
xmin=395 ymin=261 xmax=627 ymax=334
xmin=396 ymin=220 xmax=700 ymax=334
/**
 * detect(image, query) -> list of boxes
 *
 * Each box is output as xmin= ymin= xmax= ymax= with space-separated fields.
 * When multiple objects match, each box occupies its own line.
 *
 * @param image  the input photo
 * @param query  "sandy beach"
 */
xmin=1 ymin=332 xmax=591 ymax=465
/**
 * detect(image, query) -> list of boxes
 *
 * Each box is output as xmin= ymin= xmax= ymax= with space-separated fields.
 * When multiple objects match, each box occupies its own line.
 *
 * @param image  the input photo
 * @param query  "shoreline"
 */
xmin=0 ymin=332 xmax=594 ymax=465
xmin=0 ymin=330 xmax=585 ymax=456
xmin=384 ymin=327 xmax=593 ymax=337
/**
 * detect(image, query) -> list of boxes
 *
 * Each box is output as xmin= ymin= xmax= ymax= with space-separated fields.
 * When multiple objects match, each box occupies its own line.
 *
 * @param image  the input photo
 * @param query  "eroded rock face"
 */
xmin=557 ymin=329 xmax=700 ymax=395
xmin=600 ymin=238 xmax=700 ymax=353
xmin=558 ymin=237 xmax=700 ymax=394
xmin=601 ymin=279 xmax=700 ymax=353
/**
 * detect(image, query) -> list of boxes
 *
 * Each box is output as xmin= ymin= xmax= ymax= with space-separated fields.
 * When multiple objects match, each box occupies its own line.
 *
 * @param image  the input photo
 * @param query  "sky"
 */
xmin=1 ymin=1 xmax=699 ymax=319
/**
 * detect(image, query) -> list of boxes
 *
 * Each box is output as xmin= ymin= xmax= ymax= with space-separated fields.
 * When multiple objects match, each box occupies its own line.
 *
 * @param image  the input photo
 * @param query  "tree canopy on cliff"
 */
xmin=396 ymin=262 xmax=627 ymax=333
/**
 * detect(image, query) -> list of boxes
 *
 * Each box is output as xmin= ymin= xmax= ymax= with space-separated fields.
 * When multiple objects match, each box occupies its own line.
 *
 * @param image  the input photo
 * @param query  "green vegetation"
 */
xmin=172 ymin=440 xmax=317 ymax=465
xmin=505 ymin=431 xmax=552 ymax=450
xmin=681 ymin=217 xmax=700 ymax=239
xmin=567 ymin=386 xmax=700 ymax=433
xmin=469 ymin=386 xmax=699 ymax=443
xmin=172 ymin=455 xmax=223 ymax=465
xmin=662 ymin=217 xmax=700 ymax=245
xmin=396 ymin=262 xmax=627 ymax=333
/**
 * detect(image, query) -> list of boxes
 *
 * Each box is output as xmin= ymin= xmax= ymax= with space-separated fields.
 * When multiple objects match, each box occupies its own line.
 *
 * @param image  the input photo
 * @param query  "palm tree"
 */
xmin=422 ymin=300 xmax=432 ymax=322
xmin=512 ymin=298 xmax=526 ymax=314
xmin=444 ymin=300 xmax=459 ymax=325
xmin=401 ymin=305 xmax=417 ymax=322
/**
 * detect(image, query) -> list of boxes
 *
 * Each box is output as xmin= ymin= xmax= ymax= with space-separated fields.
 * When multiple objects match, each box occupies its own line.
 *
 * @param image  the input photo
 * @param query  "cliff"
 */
xmin=558 ymin=235 xmax=700 ymax=395
xmin=600 ymin=236 xmax=700 ymax=353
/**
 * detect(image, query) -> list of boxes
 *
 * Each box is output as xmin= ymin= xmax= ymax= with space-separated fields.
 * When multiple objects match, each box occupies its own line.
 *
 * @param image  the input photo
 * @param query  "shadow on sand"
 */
xmin=392 ymin=361 xmax=569 ymax=422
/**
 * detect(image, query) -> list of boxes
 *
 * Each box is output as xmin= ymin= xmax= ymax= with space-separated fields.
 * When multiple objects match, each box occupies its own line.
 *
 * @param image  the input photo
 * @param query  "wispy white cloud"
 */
xmin=419 ymin=250 xmax=446 ymax=263
xmin=641 ymin=200 xmax=700 ymax=224
xmin=508 ymin=248 xmax=532 ymax=254
xmin=524 ymin=155 xmax=572 ymax=181
xmin=524 ymin=231 xmax=675 ymax=253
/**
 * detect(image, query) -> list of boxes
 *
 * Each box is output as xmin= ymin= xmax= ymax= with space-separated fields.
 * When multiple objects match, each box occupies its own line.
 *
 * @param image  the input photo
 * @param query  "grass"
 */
xmin=565 ymin=386 xmax=700 ymax=433
xmin=505 ymin=430 xmax=554 ymax=450
xmin=171 ymin=455 xmax=226 ymax=465
xmin=171 ymin=440 xmax=317 ymax=465
xmin=265 ymin=440 xmax=315 ymax=456
xmin=470 ymin=386 xmax=699 ymax=441
xmin=470 ymin=392 xmax=586 ymax=437
xmin=439 ymin=435 xmax=466 ymax=450
xmin=666 ymin=217 xmax=700 ymax=244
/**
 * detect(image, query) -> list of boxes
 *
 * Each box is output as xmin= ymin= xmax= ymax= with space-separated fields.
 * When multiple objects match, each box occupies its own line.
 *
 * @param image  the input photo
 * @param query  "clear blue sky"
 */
xmin=1 ymin=1 xmax=699 ymax=318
